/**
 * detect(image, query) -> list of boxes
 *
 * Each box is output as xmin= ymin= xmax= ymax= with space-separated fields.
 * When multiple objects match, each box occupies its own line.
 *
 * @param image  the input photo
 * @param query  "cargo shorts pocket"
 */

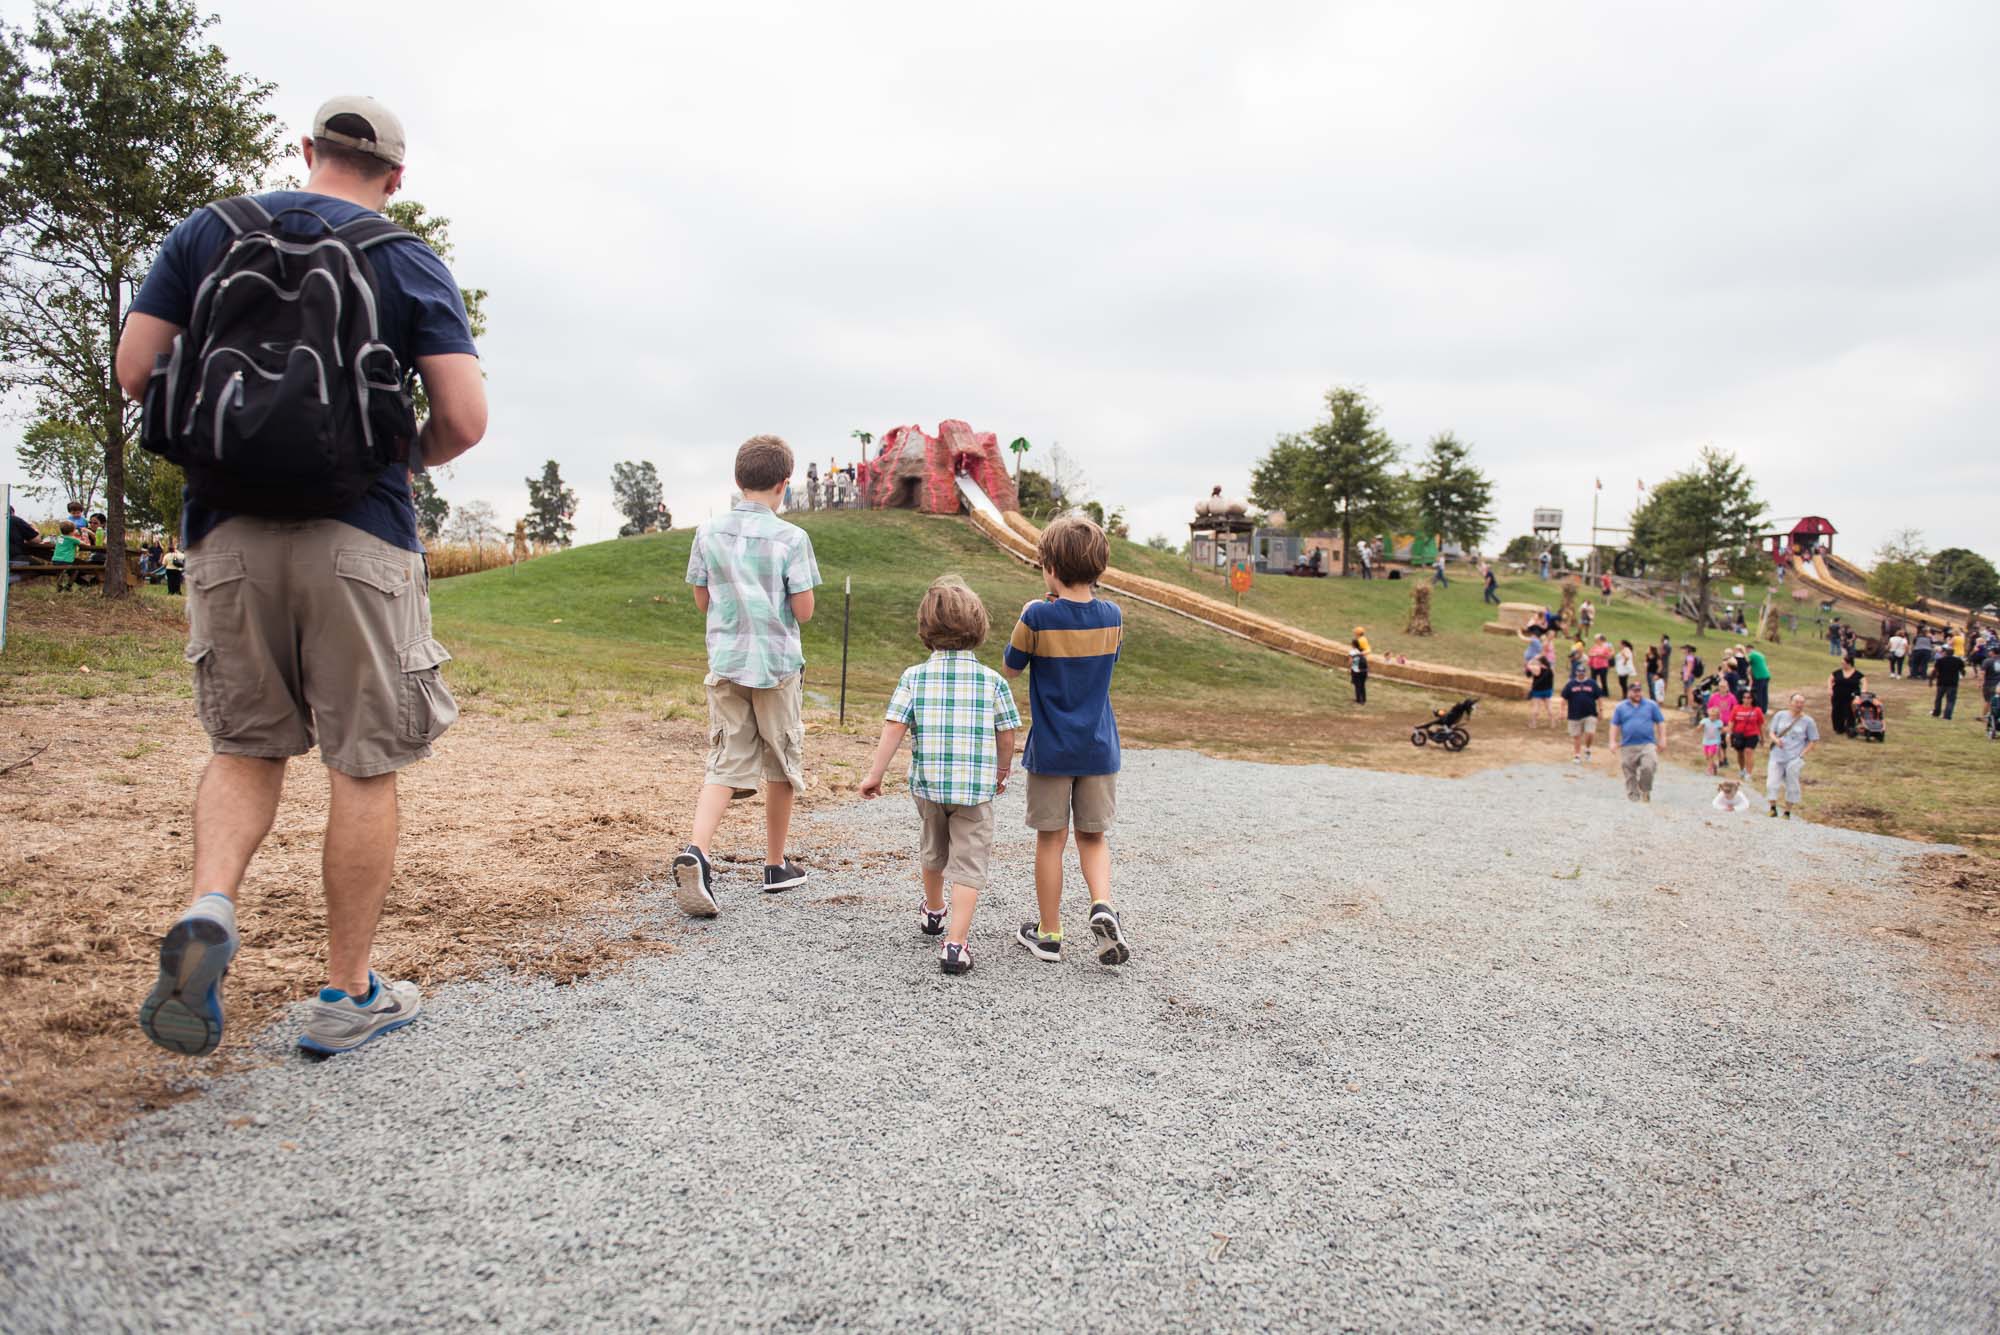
xmin=185 ymin=640 xmax=224 ymax=733
xmin=398 ymin=637 xmax=459 ymax=745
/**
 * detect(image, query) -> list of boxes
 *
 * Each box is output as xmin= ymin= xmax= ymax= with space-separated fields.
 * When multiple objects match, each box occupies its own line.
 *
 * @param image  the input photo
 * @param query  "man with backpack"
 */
xmin=114 ymin=96 xmax=486 ymax=1059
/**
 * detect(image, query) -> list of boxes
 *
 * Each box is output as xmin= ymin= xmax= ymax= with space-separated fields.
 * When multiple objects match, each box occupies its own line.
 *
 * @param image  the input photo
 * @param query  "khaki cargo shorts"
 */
xmin=704 ymin=673 xmax=805 ymax=791
xmin=1024 ymin=771 xmax=1117 ymax=833
xmin=1566 ymin=716 xmax=1598 ymax=737
xmin=185 ymin=518 xmax=457 ymax=778
xmin=913 ymin=797 xmax=995 ymax=890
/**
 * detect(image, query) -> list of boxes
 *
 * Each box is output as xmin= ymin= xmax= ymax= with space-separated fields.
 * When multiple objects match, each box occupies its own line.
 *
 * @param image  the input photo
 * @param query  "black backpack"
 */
xmin=139 ymin=196 xmax=420 ymax=517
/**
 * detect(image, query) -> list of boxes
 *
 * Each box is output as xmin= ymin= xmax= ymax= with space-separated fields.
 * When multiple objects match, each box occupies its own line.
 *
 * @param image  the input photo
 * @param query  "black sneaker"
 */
xmin=763 ymin=860 xmax=808 ymax=893
xmin=918 ymin=903 xmax=948 ymax=936
xmin=672 ymin=843 xmax=720 ymax=919
xmin=672 ymin=845 xmax=717 ymax=917
xmin=1016 ymin=922 xmax=1062 ymax=963
xmin=1088 ymin=903 xmax=1130 ymax=966
xmin=940 ymin=942 xmax=973 ymax=975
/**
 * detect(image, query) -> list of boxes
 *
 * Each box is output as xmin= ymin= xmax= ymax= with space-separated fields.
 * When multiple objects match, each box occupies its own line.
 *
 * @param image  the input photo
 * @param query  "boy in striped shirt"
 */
xmin=860 ymin=576 xmax=1021 ymax=975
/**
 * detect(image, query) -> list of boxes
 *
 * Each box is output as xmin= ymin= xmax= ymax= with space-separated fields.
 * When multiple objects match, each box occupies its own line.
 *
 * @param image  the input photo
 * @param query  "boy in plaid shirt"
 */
xmin=860 ymin=576 xmax=1021 ymax=975
xmin=673 ymin=435 xmax=822 ymax=917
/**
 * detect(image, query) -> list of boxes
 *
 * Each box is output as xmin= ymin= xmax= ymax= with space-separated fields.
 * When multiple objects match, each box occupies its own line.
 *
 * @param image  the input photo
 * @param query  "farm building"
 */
xmin=1761 ymin=516 xmax=1837 ymax=565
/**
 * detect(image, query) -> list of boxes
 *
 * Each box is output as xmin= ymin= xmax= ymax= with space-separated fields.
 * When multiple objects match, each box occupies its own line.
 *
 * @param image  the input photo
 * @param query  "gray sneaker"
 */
xmin=138 ymin=894 xmax=239 ymax=1057
xmin=297 ymin=975 xmax=422 ymax=1056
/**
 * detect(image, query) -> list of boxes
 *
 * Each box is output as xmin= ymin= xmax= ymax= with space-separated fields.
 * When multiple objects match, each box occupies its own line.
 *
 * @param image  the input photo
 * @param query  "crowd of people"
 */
xmin=5 ymin=499 xmax=186 ymax=593
xmin=799 ymin=459 xmax=861 ymax=510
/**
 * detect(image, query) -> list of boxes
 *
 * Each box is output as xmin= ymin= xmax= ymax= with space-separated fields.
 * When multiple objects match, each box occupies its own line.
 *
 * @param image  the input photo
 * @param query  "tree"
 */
xmin=384 ymin=199 xmax=487 ymax=424
xmin=1928 ymin=546 xmax=1999 ymax=609
xmin=1409 ymin=431 xmax=1495 ymax=552
xmin=411 ymin=471 xmax=449 ymax=542
xmin=1868 ymin=529 xmax=1930 ymax=609
xmin=850 ymin=428 xmax=873 ymax=453
xmin=442 ymin=498 xmax=499 ymax=546
xmin=1045 ymin=443 xmax=1089 ymax=508
xmin=522 ymin=459 xmax=576 ymax=548
xmin=611 ymin=460 xmax=669 ymax=537
xmin=122 ymin=443 xmax=181 ymax=537
xmin=1015 ymin=466 xmax=1057 ymax=521
xmin=15 ymin=415 xmax=102 ymax=511
xmin=1628 ymin=447 xmax=1764 ymax=631
xmin=1248 ymin=386 xmax=1403 ymax=575
xmin=1500 ymin=534 xmax=1540 ymax=566
xmin=0 ymin=0 xmax=286 ymax=597
xmin=1144 ymin=534 xmax=1180 ymax=553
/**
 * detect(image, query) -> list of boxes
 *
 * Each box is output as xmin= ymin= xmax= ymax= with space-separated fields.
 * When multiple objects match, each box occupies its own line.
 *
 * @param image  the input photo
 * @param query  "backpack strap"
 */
xmin=207 ymin=195 xmax=273 ymax=236
xmin=333 ymin=215 xmax=416 ymax=253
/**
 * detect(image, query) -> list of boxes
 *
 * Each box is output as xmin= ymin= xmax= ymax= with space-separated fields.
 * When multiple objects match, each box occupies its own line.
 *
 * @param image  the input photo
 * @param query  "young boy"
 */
xmin=1001 ymin=515 xmax=1129 ymax=966
xmin=858 ymin=576 xmax=1021 ymax=975
xmin=673 ymin=435 xmax=821 ymax=916
xmin=51 ymin=520 xmax=81 ymax=591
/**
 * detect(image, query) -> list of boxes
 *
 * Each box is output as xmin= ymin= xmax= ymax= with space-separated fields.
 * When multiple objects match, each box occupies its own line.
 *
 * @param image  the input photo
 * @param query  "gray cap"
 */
xmin=312 ymin=95 xmax=406 ymax=167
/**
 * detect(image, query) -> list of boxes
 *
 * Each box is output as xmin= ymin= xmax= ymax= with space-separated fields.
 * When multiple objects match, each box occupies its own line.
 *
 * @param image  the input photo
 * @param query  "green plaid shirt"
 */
xmin=685 ymin=502 xmax=822 ymax=689
xmin=886 ymin=650 xmax=1023 ymax=806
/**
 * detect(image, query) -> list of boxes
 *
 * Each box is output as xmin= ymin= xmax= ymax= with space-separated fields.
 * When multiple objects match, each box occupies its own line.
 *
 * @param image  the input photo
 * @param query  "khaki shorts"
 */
xmin=1024 ymin=771 xmax=1117 ymax=833
xmin=1566 ymin=716 xmax=1598 ymax=737
xmin=186 ymin=518 xmax=457 ymax=778
xmin=913 ymin=797 xmax=994 ymax=890
xmin=704 ymin=673 xmax=805 ymax=790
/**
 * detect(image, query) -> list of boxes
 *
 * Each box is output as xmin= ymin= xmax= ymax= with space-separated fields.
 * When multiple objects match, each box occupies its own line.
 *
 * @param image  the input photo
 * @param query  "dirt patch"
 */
xmin=1120 ymin=697 xmax=1562 ymax=777
xmin=0 ymin=693 xmax=880 ymax=1191
xmin=1791 ymin=851 xmax=2000 ymax=1016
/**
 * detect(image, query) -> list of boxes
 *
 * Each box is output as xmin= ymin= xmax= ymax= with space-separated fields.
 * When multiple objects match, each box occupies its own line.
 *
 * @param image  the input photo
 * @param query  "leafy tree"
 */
xmin=522 ymin=459 xmax=576 ymax=547
xmin=382 ymin=199 xmax=486 ymax=422
xmin=442 ymin=498 xmax=499 ymax=545
xmin=15 ymin=415 xmax=102 ymax=511
xmin=1248 ymin=386 xmax=1403 ymax=575
xmin=1409 ymin=431 xmax=1495 ymax=552
xmin=1628 ymin=447 xmax=1765 ymax=630
xmin=850 ymin=428 xmax=873 ymax=452
xmin=1106 ymin=506 xmax=1129 ymax=540
xmin=611 ymin=460 xmax=669 ymax=537
xmin=1499 ymin=534 xmax=1540 ymax=566
xmin=1014 ymin=466 xmax=1057 ymax=521
xmin=411 ymin=470 xmax=449 ymax=541
xmin=0 ymin=0 xmax=286 ymax=597
xmin=1868 ymin=529 xmax=1929 ymax=608
xmin=1928 ymin=546 xmax=1999 ymax=609
xmin=122 ymin=443 xmax=181 ymax=537
xmin=1144 ymin=534 xmax=1180 ymax=554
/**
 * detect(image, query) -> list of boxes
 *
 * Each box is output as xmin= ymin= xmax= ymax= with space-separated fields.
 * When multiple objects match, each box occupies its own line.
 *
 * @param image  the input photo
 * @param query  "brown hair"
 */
xmin=735 ymin=435 xmax=794 ymax=492
xmin=1037 ymin=514 xmax=1109 ymax=588
xmin=918 ymin=575 xmax=989 ymax=651
xmin=58 ymin=520 xmax=75 ymax=535
xmin=312 ymin=137 xmax=397 ymax=183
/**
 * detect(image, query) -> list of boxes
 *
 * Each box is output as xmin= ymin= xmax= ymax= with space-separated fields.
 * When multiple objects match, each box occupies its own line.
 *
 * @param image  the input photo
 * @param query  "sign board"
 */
xmin=1532 ymin=508 xmax=1563 ymax=531
xmin=1229 ymin=561 xmax=1253 ymax=594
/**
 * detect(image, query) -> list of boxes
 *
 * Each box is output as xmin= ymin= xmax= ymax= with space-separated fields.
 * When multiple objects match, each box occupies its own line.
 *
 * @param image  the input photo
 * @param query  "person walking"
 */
xmin=1829 ymin=656 xmax=1865 ymax=737
xmin=1349 ymin=630 xmax=1369 ymax=704
xmin=1482 ymin=562 xmax=1500 ymax=605
xmin=116 ymin=96 xmax=487 ymax=1058
xmin=1610 ymin=680 xmax=1668 ymax=803
xmin=1538 ymin=549 xmax=1551 ymax=580
xmin=1911 ymin=627 xmax=1933 ymax=681
xmin=1432 ymin=552 xmax=1448 ymax=587
xmin=1560 ymin=664 xmax=1606 ymax=764
xmin=1764 ymin=692 xmax=1821 ymax=818
xmin=1745 ymin=644 xmax=1772 ymax=712
xmin=1614 ymin=640 xmax=1636 ymax=699
xmin=1360 ymin=541 xmax=1374 ymax=580
xmin=1931 ymin=644 xmax=1964 ymax=720
xmin=1886 ymin=629 xmax=1908 ymax=679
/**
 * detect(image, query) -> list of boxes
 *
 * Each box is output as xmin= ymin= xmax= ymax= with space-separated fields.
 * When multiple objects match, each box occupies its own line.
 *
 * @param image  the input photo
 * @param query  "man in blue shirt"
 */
xmin=1609 ymin=680 xmax=1669 ymax=803
xmin=115 ymin=96 xmax=487 ymax=1061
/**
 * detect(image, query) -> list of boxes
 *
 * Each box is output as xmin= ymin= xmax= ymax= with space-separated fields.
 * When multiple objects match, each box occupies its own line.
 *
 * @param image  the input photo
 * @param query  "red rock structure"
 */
xmin=863 ymin=420 xmax=1019 ymax=514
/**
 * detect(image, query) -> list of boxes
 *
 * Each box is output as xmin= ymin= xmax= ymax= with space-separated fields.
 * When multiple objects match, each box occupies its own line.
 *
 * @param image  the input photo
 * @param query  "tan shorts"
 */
xmin=186 ymin=518 xmax=457 ymax=778
xmin=913 ymin=797 xmax=994 ymax=890
xmin=1566 ymin=716 xmax=1598 ymax=737
xmin=1024 ymin=771 xmax=1117 ymax=833
xmin=704 ymin=673 xmax=805 ymax=790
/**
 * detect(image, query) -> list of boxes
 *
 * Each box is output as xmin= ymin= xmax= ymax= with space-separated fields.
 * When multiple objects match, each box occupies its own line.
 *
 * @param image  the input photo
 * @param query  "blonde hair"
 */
xmin=734 ymin=435 xmax=794 ymax=492
xmin=1036 ymin=514 xmax=1108 ymax=587
xmin=918 ymin=575 xmax=990 ymax=651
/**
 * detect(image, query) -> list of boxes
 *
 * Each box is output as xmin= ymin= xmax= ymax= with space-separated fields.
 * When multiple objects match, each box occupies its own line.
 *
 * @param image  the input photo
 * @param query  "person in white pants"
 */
xmin=1764 ymin=691 xmax=1821 ymax=819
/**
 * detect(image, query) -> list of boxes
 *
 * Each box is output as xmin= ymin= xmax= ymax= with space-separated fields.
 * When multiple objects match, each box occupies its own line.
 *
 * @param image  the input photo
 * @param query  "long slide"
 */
xmin=955 ymin=476 xmax=1527 ymax=699
xmin=1787 ymin=553 xmax=1996 ymax=632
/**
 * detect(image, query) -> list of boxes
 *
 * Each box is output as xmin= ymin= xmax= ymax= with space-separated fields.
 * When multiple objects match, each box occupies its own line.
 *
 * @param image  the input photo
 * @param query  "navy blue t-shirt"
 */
xmin=129 ymin=191 xmax=478 ymax=552
xmin=1003 ymin=596 xmax=1122 ymax=776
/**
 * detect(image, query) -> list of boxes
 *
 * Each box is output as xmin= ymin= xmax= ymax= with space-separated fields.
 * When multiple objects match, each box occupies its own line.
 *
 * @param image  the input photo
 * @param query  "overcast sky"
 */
xmin=4 ymin=0 xmax=1995 ymax=561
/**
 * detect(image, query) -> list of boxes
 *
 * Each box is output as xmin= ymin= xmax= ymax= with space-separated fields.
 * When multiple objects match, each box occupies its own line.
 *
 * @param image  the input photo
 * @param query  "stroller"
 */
xmin=1853 ymin=692 xmax=1886 ymax=742
xmin=1411 ymin=698 xmax=1476 ymax=751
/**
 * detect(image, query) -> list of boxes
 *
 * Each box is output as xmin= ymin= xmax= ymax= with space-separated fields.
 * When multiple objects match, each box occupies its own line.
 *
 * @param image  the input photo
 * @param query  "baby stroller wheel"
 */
xmin=1410 ymin=728 xmax=1429 ymax=747
xmin=1445 ymin=727 xmax=1470 ymax=751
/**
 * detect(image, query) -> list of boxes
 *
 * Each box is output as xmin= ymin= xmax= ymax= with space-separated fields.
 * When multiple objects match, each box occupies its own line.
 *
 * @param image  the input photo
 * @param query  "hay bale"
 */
xmin=1407 ymin=584 xmax=1433 ymax=636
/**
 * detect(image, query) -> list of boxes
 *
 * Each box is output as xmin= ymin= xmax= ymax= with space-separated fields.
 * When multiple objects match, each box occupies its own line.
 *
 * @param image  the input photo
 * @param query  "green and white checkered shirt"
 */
xmin=686 ymin=502 xmax=822 ymax=689
xmin=886 ymin=650 xmax=1023 ymax=807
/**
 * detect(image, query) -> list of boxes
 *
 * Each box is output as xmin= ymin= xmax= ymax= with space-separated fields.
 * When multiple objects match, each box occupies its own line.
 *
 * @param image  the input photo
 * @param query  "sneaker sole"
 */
xmin=138 ymin=917 xmax=237 ymax=1057
xmin=297 ymin=1008 xmax=421 ymax=1058
xmin=763 ymin=872 xmax=808 ymax=894
xmin=673 ymin=856 xmax=718 ymax=917
xmin=1090 ymin=915 xmax=1130 ymax=966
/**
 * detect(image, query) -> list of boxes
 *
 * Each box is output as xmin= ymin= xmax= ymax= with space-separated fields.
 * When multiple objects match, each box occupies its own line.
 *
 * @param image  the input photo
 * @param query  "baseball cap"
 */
xmin=311 ymin=95 xmax=406 ymax=166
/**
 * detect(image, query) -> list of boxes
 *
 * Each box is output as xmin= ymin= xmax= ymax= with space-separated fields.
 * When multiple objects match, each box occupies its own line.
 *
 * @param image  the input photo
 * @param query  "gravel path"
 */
xmin=5 ymin=751 xmax=1997 ymax=1331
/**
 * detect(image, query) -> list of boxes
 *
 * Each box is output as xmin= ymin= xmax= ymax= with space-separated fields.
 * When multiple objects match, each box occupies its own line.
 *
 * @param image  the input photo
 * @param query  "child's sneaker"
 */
xmin=672 ymin=844 xmax=717 ymax=917
xmin=918 ymin=902 xmax=948 ymax=936
xmin=1015 ymin=922 xmax=1062 ymax=963
xmin=763 ymin=860 xmax=808 ymax=893
xmin=1088 ymin=902 xmax=1130 ymax=966
xmin=940 ymin=942 xmax=973 ymax=975
xmin=1768 ymin=802 xmax=1779 ymax=817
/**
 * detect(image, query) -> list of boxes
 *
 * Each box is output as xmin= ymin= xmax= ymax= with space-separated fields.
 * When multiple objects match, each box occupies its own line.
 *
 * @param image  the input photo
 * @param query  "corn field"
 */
xmin=427 ymin=541 xmax=552 ymax=579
